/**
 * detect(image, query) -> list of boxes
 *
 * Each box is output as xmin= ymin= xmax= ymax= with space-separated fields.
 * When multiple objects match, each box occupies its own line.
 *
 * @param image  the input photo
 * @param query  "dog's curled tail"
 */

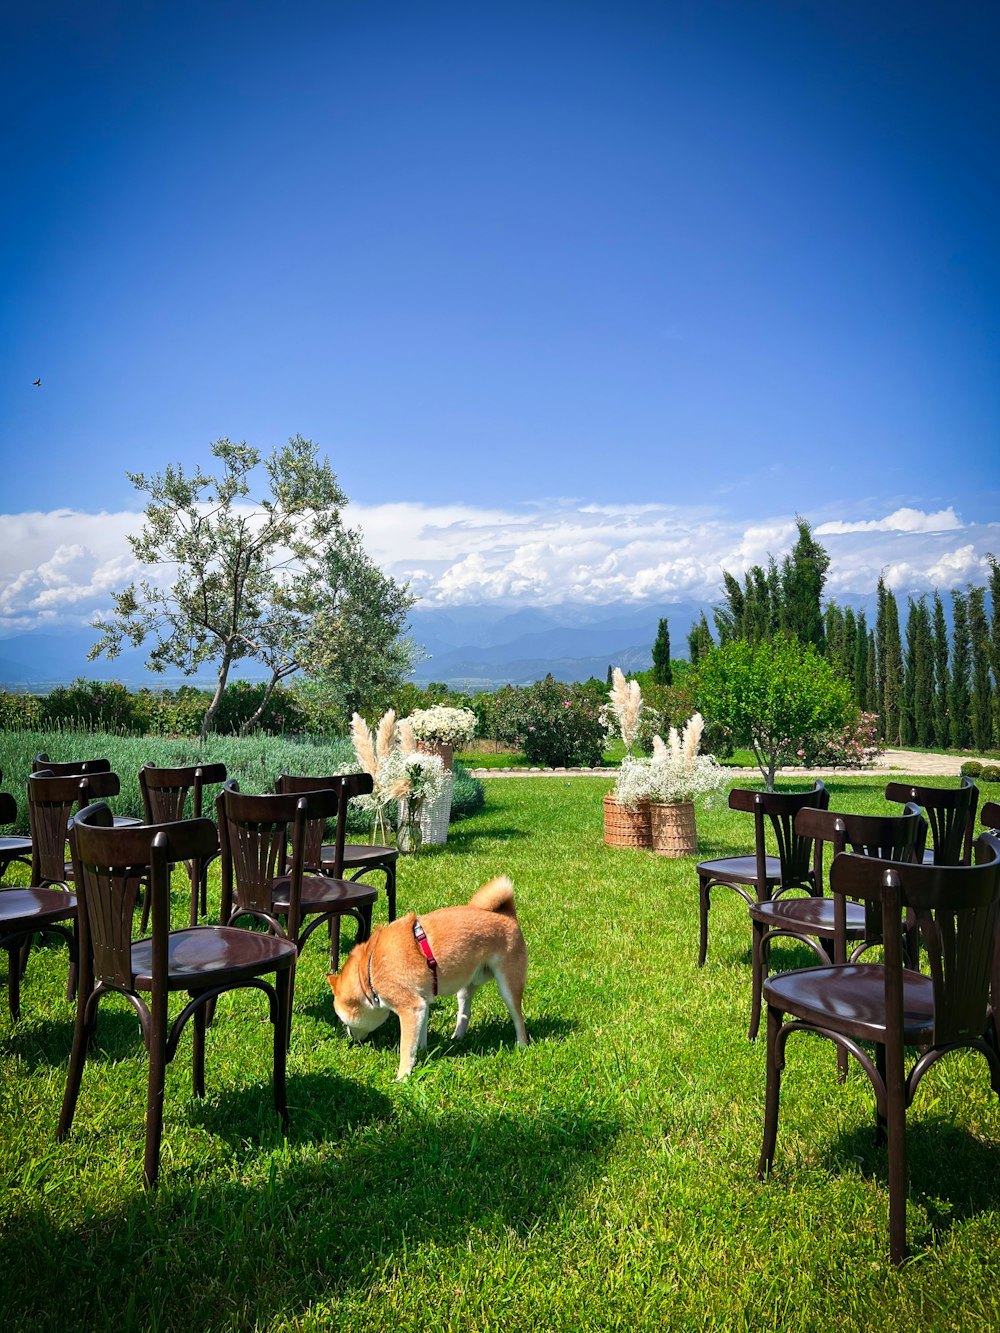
xmin=468 ymin=875 xmax=517 ymax=917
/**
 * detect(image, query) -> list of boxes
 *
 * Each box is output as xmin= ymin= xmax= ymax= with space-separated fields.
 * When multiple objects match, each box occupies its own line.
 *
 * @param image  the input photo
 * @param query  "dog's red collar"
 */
xmin=413 ymin=918 xmax=439 ymax=996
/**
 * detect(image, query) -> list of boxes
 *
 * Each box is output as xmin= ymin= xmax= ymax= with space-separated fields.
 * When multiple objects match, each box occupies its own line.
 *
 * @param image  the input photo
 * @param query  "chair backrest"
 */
xmin=139 ymin=762 xmax=228 ymax=824
xmin=218 ymin=783 xmax=338 ymax=933
xmin=830 ymin=833 xmax=1000 ymax=1048
xmin=32 ymin=752 xmax=112 ymax=776
xmin=981 ymin=801 xmax=1000 ymax=834
xmin=28 ymin=771 xmax=122 ymax=884
xmin=71 ymin=802 xmax=219 ymax=993
xmin=273 ymin=771 xmax=372 ymax=877
xmin=885 ymin=777 xmax=979 ymax=865
xmin=728 ymin=783 xmax=829 ymax=890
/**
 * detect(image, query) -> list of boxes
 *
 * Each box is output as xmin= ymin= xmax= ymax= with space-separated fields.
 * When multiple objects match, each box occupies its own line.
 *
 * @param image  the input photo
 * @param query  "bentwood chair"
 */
xmin=695 ymin=783 xmax=829 ymax=966
xmin=139 ymin=763 xmax=228 ymax=925
xmin=274 ymin=772 xmax=396 ymax=922
xmin=218 ymin=784 xmax=376 ymax=1034
xmin=59 ymin=802 xmax=296 ymax=1189
xmin=980 ymin=801 xmax=1000 ymax=1054
xmin=0 ymin=792 xmax=77 ymax=1020
xmin=884 ymin=777 xmax=979 ymax=865
xmin=0 ymin=782 xmax=32 ymax=883
xmin=747 ymin=805 xmax=926 ymax=1045
xmin=757 ymin=835 xmax=1000 ymax=1264
xmin=28 ymin=771 xmax=129 ymax=887
xmin=32 ymin=753 xmax=112 ymax=776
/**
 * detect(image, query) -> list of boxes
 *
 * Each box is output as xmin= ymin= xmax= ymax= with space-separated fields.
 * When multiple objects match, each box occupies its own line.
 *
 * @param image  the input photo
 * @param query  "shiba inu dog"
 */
xmin=327 ymin=876 xmax=529 ymax=1079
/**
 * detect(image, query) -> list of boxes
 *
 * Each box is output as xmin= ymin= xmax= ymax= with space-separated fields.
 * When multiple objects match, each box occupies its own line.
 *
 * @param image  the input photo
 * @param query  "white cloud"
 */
xmin=1 ymin=501 xmax=997 ymax=636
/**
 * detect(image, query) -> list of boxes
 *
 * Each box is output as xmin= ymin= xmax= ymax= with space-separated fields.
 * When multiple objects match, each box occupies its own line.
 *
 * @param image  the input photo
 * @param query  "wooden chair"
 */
xmin=747 ymin=806 xmax=926 ymax=1055
xmin=32 ymin=753 xmax=112 ymax=776
xmin=139 ymin=762 xmax=228 ymax=925
xmin=757 ymin=835 xmax=1000 ymax=1263
xmin=695 ymin=783 xmax=829 ymax=966
xmin=884 ymin=777 xmax=979 ymax=864
xmin=59 ymin=802 xmax=296 ymax=1189
xmin=0 ymin=792 xmax=76 ymax=1020
xmin=274 ymin=771 xmax=398 ymax=922
xmin=217 ymin=784 xmax=376 ymax=1034
xmin=28 ymin=771 xmax=127 ymax=886
xmin=980 ymin=801 xmax=1000 ymax=1054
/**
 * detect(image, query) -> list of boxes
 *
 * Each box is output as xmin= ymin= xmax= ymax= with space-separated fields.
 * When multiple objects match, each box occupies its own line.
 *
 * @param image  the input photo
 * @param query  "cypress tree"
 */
xmin=651 ymin=618 xmax=673 ymax=686
xmin=901 ymin=599 xmax=918 ymax=745
xmin=949 ymin=590 xmax=972 ymax=749
xmin=842 ymin=606 xmax=858 ymax=691
xmin=824 ymin=602 xmax=845 ymax=667
xmin=989 ymin=555 xmax=1000 ymax=746
xmin=714 ymin=571 xmax=744 ymax=645
xmin=931 ymin=591 xmax=951 ymax=748
xmin=912 ymin=598 xmax=935 ymax=747
xmin=688 ymin=613 xmax=714 ymax=662
xmin=780 ymin=518 xmax=830 ymax=651
xmin=881 ymin=584 xmax=903 ymax=745
xmin=854 ymin=610 xmax=869 ymax=709
xmin=865 ymin=628 xmax=878 ymax=721
xmin=968 ymin=585 xmax=992 ymax=752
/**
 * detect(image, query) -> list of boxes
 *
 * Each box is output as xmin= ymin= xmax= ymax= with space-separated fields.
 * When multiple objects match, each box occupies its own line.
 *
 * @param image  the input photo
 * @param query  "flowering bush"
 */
xmin=613 ymin=713 xmax=726 ymax=808
xmin=406 ymin=705 xmax=477 ymax=749
xmin=802 ymin=711 xmax=883 ymax=769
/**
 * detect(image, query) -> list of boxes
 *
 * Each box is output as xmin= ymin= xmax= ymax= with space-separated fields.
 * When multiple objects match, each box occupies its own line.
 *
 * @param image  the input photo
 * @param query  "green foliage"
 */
xmin=960 ymin=761 xmax=983 ymax=777
xmin=485 ymin=675 xmax=605 ymax=768
xmin=980 ymin=764 xmax=1000 ymax=783
xmin=650 ymin=617 xmax=672 ymax=685
xmin=876 ymin=576 xmax=903 ymax=745
xmin=779 ymin=517 xmax=829 ymax=650
xmin=949 ymin=589 xmax=972 ymax=749
xmin=694 ymin=633 xmax=853 ymax=788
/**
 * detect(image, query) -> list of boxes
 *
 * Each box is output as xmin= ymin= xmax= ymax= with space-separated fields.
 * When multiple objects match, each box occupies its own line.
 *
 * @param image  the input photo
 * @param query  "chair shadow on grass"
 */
xmin=820 ymin=1117 xmax=1000 ymax=1249
xmin=2 ymin=1099 xmax=620 ymax=1328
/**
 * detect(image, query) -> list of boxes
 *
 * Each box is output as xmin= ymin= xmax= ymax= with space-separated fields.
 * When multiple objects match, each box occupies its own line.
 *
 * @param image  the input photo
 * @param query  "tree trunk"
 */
xmin=240 ymin=670 xmax=282 ymax=736
xmin=200 ymin=651 xmax=235 ymax=740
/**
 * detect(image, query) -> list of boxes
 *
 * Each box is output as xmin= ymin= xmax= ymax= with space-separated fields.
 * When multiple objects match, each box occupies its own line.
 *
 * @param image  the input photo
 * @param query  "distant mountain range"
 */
xmin=0 ymin=602 xmax=707 ymax=692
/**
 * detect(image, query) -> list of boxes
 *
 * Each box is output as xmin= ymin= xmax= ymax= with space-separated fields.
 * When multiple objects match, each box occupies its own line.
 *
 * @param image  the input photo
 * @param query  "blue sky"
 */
xmin=1 ymin=0 xmax=997 ymax=635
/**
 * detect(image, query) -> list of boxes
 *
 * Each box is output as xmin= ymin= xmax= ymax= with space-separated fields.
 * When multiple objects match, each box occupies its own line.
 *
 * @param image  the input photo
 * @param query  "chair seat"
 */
xmin=751 ymin=895 xmax=868 ymax=936
xmin=0 ymin=836 xmax=33 ymax=856
xmin=130 ymin=927 xmax=296 ymax=989
xmin=696 ymin=854 xmax=781 ymax=886
xmin=112 ymin=815 xmax=144 ymax=830
xmin=0 ymin=886 xmax=77 ymax=930
xmin=322 ymin=843 xmax=398 ymax=871
xmin=272 ymin=874 xmax=378 ymax=912
xmin=763 ymin=964 xmax=934 ymax=1044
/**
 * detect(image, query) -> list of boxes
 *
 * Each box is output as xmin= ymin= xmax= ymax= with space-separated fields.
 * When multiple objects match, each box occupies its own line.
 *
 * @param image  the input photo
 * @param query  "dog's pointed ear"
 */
xmin=326 ymin=972 xmax=338 ymax=994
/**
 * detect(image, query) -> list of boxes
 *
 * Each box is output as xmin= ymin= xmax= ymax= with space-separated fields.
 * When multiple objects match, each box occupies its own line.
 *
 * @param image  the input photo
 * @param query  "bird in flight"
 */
xmin=33 ymin=378 xmax=41 ymax=386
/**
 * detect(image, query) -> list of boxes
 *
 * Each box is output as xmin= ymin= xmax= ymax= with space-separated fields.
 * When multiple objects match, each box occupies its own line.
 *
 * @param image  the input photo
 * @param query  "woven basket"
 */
xmin=603 ymin=793 xmax=652 ymax=848
xmin=649 ymin=800 xmax=697 ymax=857
xmin=419 ymin=773 xmax=454 ymax=845
xmin=416 ymin=740 xmax=454 ymax=770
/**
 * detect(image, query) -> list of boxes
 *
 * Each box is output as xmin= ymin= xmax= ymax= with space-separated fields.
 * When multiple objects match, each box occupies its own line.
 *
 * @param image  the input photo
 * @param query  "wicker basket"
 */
xmin=603 ymin=793 xmax=652 ymax=848
xmin=416 ymin=740 xmax=454 ymax=770
xmin=419 ymin=773 xmax=454 ymax=845
xmin=649 ymin=800 xmax=698 ymax=857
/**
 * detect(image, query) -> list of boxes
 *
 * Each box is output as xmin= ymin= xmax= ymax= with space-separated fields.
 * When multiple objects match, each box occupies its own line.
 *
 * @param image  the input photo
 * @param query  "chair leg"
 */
xmin=885 ymin=1060 xmax=908 ymax=1264
xmin=757 ymin=1005 xmax=784 ymax=1179
xmin=698 ymin=876 xmax=711 ymax=967
xmin=192 ymin=999 xmax=206 ymax=1099
xmin=749 ymin=919 xmax=765 ymax=1041
xmin=58 ymin=989 xmax=97 ymax=1141
xmin=144 ymin=1005 xmax=168 ymax=1190
xmin=274 ymin=968 xmax=291 ymax=1133
xmin=874 ymin=1043 xmax=888 ymax=1147
xmin=189 ymin=858 xmax=201 ymax=928
xmin=329 ymin=915 xmax=341 ymax=972
xmin=386 ymin=864 xmax=397 ymax=922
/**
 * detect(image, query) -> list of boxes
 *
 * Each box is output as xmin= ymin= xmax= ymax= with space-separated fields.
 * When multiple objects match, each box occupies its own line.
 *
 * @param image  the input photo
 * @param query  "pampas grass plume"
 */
xmin=351 ymin=712 xmax=377 ymax=778
xmin=375 ymin=710 xmax=397 ymax=767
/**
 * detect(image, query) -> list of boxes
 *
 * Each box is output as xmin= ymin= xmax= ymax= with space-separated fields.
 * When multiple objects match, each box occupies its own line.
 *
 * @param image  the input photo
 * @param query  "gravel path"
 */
xmin=467 ymin=748 xmax=984 ymax=779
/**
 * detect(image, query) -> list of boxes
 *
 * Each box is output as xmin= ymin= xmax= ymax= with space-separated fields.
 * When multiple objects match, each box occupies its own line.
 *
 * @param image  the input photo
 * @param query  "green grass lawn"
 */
xmin=2 ymin=774 xmax=999 ymax=1330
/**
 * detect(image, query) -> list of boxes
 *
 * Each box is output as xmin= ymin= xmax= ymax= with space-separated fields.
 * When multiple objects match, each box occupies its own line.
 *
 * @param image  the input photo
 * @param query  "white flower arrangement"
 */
xmin=604 ymin=667 xmax=644 ymax=755
xmin=350 ymin=709 xmax=445 ymax=841
xmin=613 ymin=712 xmax=726 ymax=808
xmin=406 ymin=705 xmax=477 ymax=749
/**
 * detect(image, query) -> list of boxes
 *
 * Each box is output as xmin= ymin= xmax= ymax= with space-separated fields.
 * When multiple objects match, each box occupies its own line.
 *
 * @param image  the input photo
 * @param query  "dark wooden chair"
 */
xmin=218 ymin=784 xmax=376 ymax=1031
xmin=747 ymin=806 xmax=926 ymax=1046
xmin=139 ymin=762 xmax=228 ymax=925
xmin=274 ymin=771 xmax=397 ymax=922
xmin=59 ymin=802 xmax=296 ymax=1189
xmin=0 ymin=792 xmax=77 ymax=1020
xmin=884 ymin=777 xmax=979 ymax=864
xmin=0 ymin=780 xmax=32 ymax=883
xmin=757 ymin=835 xmax=1000 ymax=1264
xmin=28 ymin=770 xmax=128 ymax=886
xmin=695 ymin=783 xmax=829 ymax=966
xmin=980 ymin=801 xmax=1000 ymax=1054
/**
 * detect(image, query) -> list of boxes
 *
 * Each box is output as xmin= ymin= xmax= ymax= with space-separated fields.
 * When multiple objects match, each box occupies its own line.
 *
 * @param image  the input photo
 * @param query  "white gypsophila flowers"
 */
xmin=613 ymin=712 xmax=726 ymax=807
xmin=379 ymin=748 xmax=446 ymax=804
xmin=406 ymin=705 xmax=477 ymax=748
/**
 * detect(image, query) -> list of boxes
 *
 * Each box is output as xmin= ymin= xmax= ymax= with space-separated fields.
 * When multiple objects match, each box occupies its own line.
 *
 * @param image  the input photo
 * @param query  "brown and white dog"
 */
xmin=327 ymin=876 xmax=529 ymax=1080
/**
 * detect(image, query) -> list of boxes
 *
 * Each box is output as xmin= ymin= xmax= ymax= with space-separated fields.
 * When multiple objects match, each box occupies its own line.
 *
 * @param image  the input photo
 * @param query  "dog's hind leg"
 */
xmin=493 ymin=967 xmax=529 ymax=1049
xmin=452 ymin=985 xmax=480 ymax=1040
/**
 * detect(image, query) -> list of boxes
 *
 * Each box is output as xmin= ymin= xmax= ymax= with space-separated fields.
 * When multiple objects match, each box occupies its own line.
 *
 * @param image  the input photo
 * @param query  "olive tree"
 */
xmin=90 ymin=435 xmax=416 ymax=738
xmin=694 ymin=633 xmax=853 ymax=789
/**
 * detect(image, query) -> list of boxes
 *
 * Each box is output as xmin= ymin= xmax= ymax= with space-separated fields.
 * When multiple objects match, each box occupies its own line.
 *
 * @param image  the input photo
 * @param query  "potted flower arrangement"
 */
xmin=613 ymin=713 xmax=726 ymax=857
xmin=603 ymin=668 xmax=653 ymax=847
xmin=350 ymin=710 xmax=446 ymax=853
xmin=404 ymin=705 xmax=477 ymax=844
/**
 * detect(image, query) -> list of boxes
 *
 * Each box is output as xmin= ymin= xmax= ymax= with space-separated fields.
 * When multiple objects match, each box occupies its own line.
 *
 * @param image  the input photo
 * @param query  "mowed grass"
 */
xmin=2 ymin=774 xmax=999 ymax=1331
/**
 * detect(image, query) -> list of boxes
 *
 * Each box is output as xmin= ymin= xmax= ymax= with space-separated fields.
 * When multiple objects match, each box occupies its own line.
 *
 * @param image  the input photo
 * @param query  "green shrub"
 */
xmin=491 ymin=675 xmax=605 ymax=768
xmin=0 ymin=691 xmax=43 ymax=730
xmin=980 ymin=764 xmax=1000 ymax=783
xmin=961 ymin=760 xmax=983 ymax=777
